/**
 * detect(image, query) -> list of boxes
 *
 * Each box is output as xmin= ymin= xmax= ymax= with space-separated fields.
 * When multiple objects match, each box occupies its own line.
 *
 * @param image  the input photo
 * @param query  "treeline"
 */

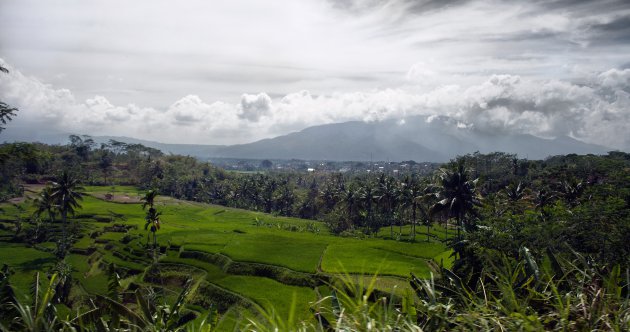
xmin=2 ymin=137 xmax=629 ymax=267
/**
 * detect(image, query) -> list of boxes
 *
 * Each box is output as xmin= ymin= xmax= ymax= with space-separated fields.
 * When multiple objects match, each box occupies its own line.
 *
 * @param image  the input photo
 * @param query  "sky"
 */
xmin=1 ymin=0 xmax=630 ymax=149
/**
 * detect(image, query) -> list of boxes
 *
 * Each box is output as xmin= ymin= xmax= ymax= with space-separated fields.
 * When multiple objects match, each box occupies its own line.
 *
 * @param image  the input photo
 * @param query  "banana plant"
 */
xmin=2 ymin=273 xmax=59 ymax=332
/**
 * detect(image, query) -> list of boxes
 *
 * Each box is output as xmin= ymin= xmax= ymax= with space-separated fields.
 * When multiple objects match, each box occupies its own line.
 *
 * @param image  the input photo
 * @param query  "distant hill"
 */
xmin=1 ymin=116 xmax=609 ymax=162
xmin=197 ymin=116 xmax=608 ymax=162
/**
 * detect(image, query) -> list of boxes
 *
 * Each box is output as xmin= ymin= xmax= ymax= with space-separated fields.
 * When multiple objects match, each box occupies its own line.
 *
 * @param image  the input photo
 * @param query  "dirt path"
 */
xmin=89 ymin=193 xmax=143 ymax=203
xmin=4 ymin=184 xmax=45 ymax=204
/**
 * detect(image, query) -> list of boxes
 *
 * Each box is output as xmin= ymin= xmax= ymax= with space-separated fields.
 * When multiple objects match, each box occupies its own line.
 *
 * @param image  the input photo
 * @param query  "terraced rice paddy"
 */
xmin=0 ymin=186 xmax=452 ymax=326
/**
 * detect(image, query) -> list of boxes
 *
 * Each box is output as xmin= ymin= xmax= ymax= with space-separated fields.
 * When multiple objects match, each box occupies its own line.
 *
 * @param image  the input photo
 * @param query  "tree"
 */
xmin=358 ymin=181 xmax=378 ymax=234
xmin=68 ymin=135 xmax=95 ymax=161
xmin=33 ymin=186 xmax=57 ymax=224
xmin=341 ymin=185 xmax=361 ymax=229
xmin=50 ymin=171 xmax=84 ymax=259
xmin=501 ymin=181 xmax=530 ymax=213
xmin=0 ymin=65 xmax=17 ymax=134
xmin=398 ymin=176 xmax=420 ymax=241
xmin=430 ymin=162 xmax=480 ymax=239
xmin=504 ymin=182 xmax=527 ymax=202
xmin=319 ymin=180 xmax=340 ymax=213
xmin=400 ymin=177 xmax=435 ymax=241
xmin=10 ymin=204 xmax=26 ymax=240
xmin=141 ymin=190 xmax=161 ymax=256
xmin=98 ymin=150 xmax=113 ymax=184
xmin=376 ymin=174 xmax=399 ymax=239
xmin=260 ymin=159 xmax=273 ymax=169
xmin=534 ymin=188 xmax=554 ymax=220
xmin=297 ymin=180 xmax=319 ymax=219
xmin=558 ymin=179 xmax=584 ymax=208
xmin=417 ymin=186 xmax=437 ymax=242
xmin=274 ymin=181 xmax=296 ymax=216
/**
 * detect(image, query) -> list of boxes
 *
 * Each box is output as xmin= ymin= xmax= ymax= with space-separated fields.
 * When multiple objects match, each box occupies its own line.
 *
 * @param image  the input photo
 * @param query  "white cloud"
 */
xmin=169 ymin=95 xmax=210 ymax=124
xmin=238 ymin=93 xmax=272 ymax=121
xmin=598 ymin=68 xmax=630 ymax=90
xmin=2 ymin=58 xmax=630 ymax=150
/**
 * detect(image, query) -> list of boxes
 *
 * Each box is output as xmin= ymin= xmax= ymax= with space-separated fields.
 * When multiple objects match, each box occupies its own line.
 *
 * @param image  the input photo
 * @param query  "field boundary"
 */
xmin=179 ymin=249 xmax=329 ymax=287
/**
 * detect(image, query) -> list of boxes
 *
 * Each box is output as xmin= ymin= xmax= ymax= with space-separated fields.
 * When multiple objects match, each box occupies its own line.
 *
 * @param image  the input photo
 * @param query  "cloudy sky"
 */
xmin=1 ymin=0 xmax=630 ymax=149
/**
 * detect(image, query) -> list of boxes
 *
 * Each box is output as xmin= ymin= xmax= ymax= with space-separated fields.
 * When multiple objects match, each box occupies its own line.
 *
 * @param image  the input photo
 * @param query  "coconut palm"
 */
xmin=358 ymin=182 xmax=378 ymax=234
xmin=141 ymin=189 xmax=158 ymax=211
xmin=398 ymin=176 xmax=421 ymax=241
xmin=430 ymin=162 xmax=480 ymax=239
xmin=50 ymin=172 xmax=84 ymax=259
xmin=32 ymin=186 xmax=57 ymax=224
xmin=319 ymin=180 xmax=340 ymax=213
xmin=376 ymin=174 xmax=399 ymax=239
xmin=417 ymin=183 xmax=438 ymax=242
xmin=141 ymin=190 xmax=161 ymax=253
xmin=341 ymin=185 xmax=361 ymax=228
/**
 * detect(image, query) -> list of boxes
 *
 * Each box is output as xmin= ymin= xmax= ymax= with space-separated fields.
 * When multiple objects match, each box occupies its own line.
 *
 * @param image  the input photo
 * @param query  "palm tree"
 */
xmin=141 ymin=190 xmax=161 ymax=253
xmin=50 ymin=172 xmax=84 ymax=259
xmin=33 ymin=186 xmax=57 ymax=224
xmin=274 ymin=182 xmax=296 ymax=216
xmin=319 ymin=181 xmax=339 ymax=213
xmin=358 ymin=181 xmax=377 ymax=234
xmin=398 ymin=176 xmax=421 ymax=241
xmin=341 ymin=185 xmax=361 ymax=228
xmin=376 ymin=174 xmax=399 ymax=239
xmin=416 ymin=183 xmax=438 ymax=242
xmin=141 ymin=189 xmax=158 ymax=211
xmin=430 ymin=162 xmax=480 ymax=239
xmin=0 ymin=65 xmax=17 ymax=133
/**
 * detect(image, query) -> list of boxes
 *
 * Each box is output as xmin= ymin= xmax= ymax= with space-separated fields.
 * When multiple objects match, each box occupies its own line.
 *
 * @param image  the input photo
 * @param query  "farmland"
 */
xmin=0 ymin=185 xmax=450 ymax=327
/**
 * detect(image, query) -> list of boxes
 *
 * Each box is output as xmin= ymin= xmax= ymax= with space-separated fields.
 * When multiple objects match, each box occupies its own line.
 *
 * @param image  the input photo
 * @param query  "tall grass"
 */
xmin=2 ymin=248 xmax=628 ymax=331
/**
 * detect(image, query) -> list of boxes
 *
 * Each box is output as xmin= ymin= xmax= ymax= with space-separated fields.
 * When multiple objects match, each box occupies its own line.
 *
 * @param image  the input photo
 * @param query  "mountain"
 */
xmin=2 ymin=116 xmax=610 ymax=162
xmin=201 ymin=116 xmax=609 ymax=162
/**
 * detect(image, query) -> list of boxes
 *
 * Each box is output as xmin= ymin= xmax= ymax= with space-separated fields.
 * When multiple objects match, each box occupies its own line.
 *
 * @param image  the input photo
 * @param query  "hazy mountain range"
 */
xmin=4 ymin=116 xmax=609 ymax=162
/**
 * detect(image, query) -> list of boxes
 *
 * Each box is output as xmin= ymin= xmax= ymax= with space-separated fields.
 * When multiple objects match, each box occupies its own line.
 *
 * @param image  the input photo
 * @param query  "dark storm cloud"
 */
xmin=586 ymin=15 xmax=630 ymax=45
xmin=333 ymin=0 xmax=630 ymax=48
xmin=532 ymin=0 xmax=629 ymax=13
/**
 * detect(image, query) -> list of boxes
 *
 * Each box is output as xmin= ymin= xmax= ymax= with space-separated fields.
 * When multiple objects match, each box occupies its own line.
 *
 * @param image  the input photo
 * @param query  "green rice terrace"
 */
xmin=0 ymin=185 xmax=452 ymax=329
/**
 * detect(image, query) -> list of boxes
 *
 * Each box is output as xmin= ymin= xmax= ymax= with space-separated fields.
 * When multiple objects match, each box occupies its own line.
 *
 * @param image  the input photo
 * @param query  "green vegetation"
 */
xmin=0 ymin=184 xmax=447 ymax=330
xmin=0 ymin=138 xmax=628 ymax=331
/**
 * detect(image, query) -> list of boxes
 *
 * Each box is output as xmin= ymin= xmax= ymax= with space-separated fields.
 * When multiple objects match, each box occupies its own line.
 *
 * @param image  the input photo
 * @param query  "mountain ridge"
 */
xmin=2 ymin=116 xmax=610 ymax=162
